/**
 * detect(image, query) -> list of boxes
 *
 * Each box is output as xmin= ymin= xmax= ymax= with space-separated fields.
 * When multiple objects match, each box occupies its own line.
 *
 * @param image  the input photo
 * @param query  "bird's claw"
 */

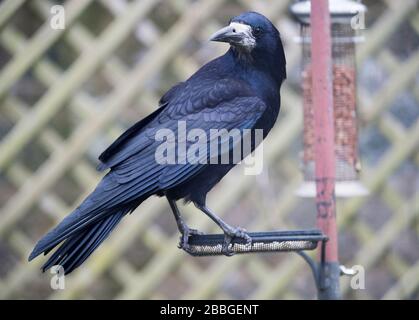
xmin=221 ymin=227 xmax=252 ymax=256
xmin=178 ymin=225 xmax=203 ymax=252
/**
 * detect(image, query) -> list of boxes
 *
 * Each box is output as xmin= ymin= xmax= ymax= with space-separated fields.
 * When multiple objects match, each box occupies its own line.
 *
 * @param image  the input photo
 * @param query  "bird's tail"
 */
xmin=43 ymin=209 xmax=128 ymax=274
xmin=30 ymin=208 xmax=129 ymax=275
xmin=28 ymin=171 xmax=147 ymax=274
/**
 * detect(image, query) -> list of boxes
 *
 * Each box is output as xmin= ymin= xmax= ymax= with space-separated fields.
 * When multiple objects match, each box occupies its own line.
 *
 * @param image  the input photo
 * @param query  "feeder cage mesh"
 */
xmin=301 ymin=22 xmax=360 ymax=182
xmin=184 ymin=230 xmax=327 ymax=256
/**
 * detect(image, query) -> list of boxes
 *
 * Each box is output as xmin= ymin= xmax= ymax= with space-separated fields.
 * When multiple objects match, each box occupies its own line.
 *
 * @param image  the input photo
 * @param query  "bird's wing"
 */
xmin=74 ymin=79 xmax=268 ymax=222
xmin=98 ymin=78 xmax=258 ymax=171
xmin=109 ymin=95 xmax=267 ymax=188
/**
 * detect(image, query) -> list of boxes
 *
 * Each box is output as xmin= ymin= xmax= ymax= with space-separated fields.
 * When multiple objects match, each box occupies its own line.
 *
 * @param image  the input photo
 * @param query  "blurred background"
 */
xmin=0 ymin=0 xmax=418 ymax=299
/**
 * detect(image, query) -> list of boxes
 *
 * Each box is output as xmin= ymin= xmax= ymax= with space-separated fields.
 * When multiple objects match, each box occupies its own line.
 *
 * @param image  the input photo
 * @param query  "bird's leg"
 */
xmin=166 ymin=197 xmax=203 ymax=251
xmin=195 ymin=203 xmax=251 ymax=256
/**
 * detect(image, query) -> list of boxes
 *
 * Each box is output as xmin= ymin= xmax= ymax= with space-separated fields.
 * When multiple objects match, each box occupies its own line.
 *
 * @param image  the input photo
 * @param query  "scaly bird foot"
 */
xmin=221 ymin=226 xmax=252 ymax=256
xmin=178 ymin=225 xmax=203 ymax=253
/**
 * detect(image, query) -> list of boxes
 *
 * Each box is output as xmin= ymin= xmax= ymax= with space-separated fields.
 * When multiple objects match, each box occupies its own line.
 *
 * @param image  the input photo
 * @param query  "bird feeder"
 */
xmin=291 ymin=0 xmax=368 ymax=197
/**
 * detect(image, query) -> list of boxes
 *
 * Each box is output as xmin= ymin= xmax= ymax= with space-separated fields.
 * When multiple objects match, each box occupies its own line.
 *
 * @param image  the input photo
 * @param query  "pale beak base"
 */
xmin=210 ymin=22 xmax=256 ymax=50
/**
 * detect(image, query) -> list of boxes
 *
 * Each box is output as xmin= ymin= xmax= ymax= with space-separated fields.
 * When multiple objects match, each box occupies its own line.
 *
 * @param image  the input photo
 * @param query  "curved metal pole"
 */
xmin=296 ymin=251 xmax=320 ymax=290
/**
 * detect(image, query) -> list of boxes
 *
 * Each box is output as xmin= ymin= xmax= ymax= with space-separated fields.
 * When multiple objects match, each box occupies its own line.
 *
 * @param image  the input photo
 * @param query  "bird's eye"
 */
xmin=253 ymin=27 xmax=263 ymax=36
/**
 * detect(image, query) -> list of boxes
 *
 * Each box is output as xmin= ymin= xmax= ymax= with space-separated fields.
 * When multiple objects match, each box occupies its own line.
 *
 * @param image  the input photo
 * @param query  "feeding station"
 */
xmin=292 ymin=0 xmax=368 ymax=198
xmin=181 ymin=0 xmax=367 ymax=300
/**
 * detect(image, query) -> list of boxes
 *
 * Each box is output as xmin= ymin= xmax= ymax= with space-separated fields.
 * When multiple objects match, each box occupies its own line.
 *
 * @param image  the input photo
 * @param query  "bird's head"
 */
xmin=210 ymin=12 xmax=281 ymax=54
xmin=210 ymin=12 xmax=286 ymax=82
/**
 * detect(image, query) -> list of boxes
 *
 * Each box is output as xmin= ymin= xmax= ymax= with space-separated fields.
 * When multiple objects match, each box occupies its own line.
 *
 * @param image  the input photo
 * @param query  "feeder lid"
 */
xmin=290 ymin=0 xmax=367 ymax=23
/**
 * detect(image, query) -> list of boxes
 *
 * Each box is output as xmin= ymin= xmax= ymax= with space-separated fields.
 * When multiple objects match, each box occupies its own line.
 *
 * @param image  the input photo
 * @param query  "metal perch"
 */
xmin=184 ymin=230 xmax=328 ymax=256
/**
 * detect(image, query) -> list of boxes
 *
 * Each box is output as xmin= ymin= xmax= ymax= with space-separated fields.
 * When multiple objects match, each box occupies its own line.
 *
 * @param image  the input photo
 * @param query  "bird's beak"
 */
xmin=209 ymin=22 xmax=256 ymax=49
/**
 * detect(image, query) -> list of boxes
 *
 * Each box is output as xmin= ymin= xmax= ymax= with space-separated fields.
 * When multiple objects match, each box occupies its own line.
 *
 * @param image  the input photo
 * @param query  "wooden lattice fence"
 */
xmin=0 ymin=0 xmax=418 ymax=299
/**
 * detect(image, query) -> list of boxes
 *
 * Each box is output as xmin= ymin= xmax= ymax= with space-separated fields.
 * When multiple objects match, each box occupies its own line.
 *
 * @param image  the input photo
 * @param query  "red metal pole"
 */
xmin=310 ymin=0 xmax=340 ymax=299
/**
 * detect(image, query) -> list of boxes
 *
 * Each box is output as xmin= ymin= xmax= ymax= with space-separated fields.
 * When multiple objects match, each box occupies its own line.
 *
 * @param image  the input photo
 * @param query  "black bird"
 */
xmin=29 ymin=12 xmax=286 ymax=274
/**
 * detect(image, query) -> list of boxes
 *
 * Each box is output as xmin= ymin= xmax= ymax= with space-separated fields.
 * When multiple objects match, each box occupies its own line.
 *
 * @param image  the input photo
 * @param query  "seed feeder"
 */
xmin=291 ymin=0 xmax=369 ymax=197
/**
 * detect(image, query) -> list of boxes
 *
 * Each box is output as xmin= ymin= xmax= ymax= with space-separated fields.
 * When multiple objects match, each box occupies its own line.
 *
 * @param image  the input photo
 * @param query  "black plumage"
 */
xmin=29 ymin=12 xmax=286 ymax=274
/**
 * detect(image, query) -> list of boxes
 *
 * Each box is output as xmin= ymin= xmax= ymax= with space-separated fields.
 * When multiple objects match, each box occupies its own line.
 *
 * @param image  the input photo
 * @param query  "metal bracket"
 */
xmin=296 ymin=239 xmax=345 ymax=299
xmin=295 ymin=238 xmax=328 ymax=291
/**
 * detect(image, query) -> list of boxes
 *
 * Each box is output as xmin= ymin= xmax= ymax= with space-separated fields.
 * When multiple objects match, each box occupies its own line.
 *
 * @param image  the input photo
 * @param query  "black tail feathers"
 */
xmin=31 ymin=209 xmax=127 ymax=275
